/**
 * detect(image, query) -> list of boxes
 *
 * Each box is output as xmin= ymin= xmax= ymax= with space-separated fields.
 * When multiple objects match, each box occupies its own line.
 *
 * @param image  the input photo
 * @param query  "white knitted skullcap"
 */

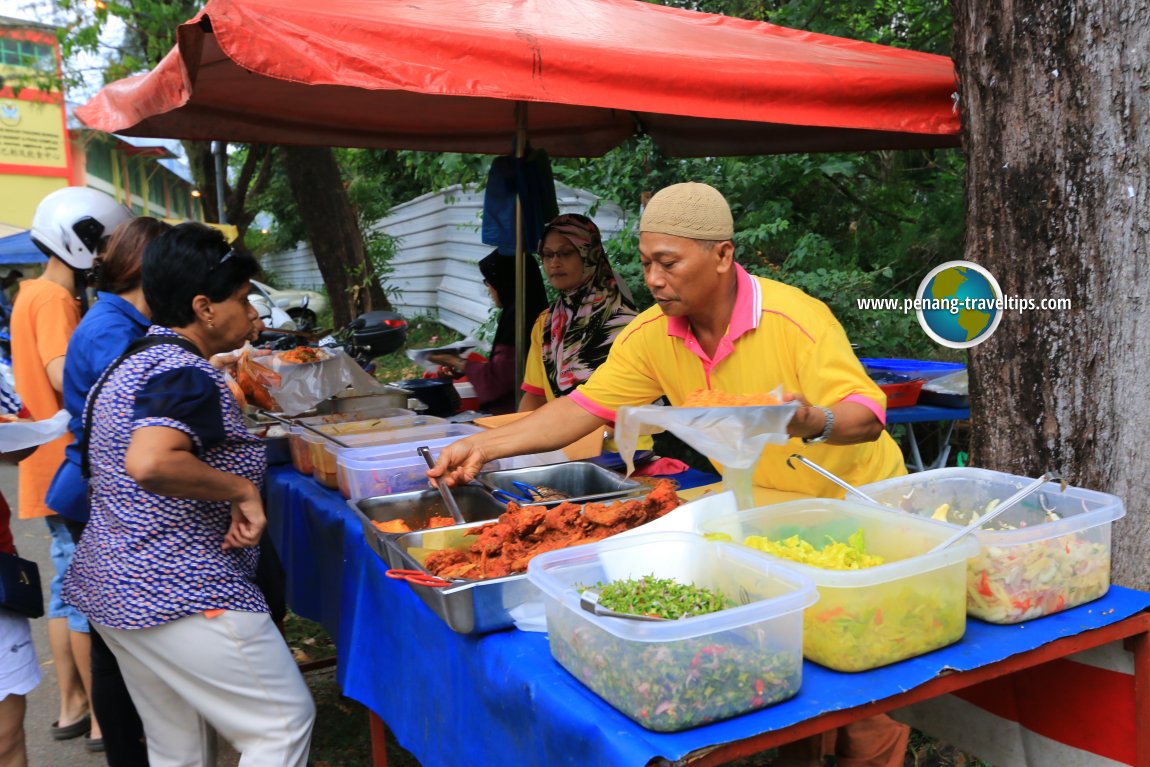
xmin=639 ymin=182 xmax=734 ymax=240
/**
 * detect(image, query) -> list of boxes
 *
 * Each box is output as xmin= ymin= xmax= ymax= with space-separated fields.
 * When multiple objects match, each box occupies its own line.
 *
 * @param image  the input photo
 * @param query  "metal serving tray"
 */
xmin=476 ymin=461 xmax=643 ymax=507
xmin=382 ymin=521 xmax=541 ymax=635
xmin=351 ymin=487 xmax=506 ymax=567
xmin=377 ymin=490 xmax=656 ymax=635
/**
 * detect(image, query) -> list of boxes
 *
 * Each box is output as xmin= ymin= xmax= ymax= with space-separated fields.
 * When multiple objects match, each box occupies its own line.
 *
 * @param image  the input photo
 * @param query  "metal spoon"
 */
xmin=258 ymin=409 xmax=352 ymax=448
xmin=786 ymin=454 xmax=880 ymax=505
xmin=418 ymin=446 xmax=466 ymax=525
xmin=579 ymin=590 xmax=669 ymax=622
xmin=929 ymin=471 xmax=1065 ymax=553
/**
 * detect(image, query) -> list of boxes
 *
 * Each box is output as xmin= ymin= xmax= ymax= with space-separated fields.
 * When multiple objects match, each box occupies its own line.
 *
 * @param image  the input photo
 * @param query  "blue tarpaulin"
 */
xmin=0 ymin=231 xmax=47 ymax=266
xmin=263 ymin=464 xmax=1150 ymax=767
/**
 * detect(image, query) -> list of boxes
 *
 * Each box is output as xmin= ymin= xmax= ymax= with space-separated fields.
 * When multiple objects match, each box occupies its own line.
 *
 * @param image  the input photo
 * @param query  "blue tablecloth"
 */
xmin=264 ymin=466 xmax=1150 ymax=767
xmin=886 ymin=404 xmax=970 ymax=424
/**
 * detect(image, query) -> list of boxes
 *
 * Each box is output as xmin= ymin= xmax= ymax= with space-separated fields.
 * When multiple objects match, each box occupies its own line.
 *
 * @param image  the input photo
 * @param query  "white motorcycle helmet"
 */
xmin=30 ymin=187 xmax=134 ymax=270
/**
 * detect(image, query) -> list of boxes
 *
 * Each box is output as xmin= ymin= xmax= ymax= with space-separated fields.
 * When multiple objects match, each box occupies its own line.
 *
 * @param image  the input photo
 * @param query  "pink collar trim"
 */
xmin=665 ymin=265 xmax=761 ymax=368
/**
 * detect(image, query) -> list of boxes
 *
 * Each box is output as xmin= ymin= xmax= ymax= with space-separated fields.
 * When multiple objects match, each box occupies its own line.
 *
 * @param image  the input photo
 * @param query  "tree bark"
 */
xmin=280 ymin=146 xmax=392 ymax=328
xmin=952 ymin=1 xmax=1150 ymax=586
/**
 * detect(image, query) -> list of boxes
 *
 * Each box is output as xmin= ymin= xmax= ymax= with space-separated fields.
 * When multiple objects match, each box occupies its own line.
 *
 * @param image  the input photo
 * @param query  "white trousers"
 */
xmin=95 ymin=611 xmax=315 ymax=767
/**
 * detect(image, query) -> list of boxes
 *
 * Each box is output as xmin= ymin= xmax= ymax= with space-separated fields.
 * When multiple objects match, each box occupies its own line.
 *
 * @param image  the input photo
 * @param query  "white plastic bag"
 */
xmin=0 ymin=410 xmax=70 ymax=453
xmin=236 ymin=344 xmax=385 ymax=416
xmin=615 ymin=400 xmax=797 ymax=509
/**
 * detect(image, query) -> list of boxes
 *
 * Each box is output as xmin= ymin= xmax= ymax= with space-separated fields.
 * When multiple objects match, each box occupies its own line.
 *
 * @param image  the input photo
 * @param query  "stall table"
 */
xmin=265 ymin=465 xmax=1149 ymax=767
xmin=886 ymin=403 xmax=970 ymax=472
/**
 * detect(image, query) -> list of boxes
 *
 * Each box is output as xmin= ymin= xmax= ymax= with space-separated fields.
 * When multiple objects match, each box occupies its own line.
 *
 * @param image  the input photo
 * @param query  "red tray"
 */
xmin=878 ymin=378 xmax=924 ymax=408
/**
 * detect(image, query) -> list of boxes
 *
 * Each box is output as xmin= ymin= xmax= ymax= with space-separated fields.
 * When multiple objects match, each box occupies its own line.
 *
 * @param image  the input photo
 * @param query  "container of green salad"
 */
xmin=526 ymin=531 xmax=816 ymax=731
xmin=701 ymin=499 xmax=977 ymax=672
xmin=858 ymin=467 xmax=1125 ymax=624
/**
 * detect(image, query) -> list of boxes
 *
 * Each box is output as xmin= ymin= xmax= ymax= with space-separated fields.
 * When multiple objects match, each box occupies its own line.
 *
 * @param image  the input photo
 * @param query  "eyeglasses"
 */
xmin=209 ymin=248 xmax=236 ymax=272
xmin=539 ymin=248 xmax=580 ymax=262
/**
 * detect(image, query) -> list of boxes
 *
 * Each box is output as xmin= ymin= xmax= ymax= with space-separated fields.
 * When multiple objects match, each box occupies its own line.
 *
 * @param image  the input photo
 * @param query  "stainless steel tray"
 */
xmin=351 ymin=487 xmax=506 ymax=567
xmin=384 ymin=521 xmax=539 ymax=634
xmin=477 ymin=461 xmax=642 ymax=507
xmin=378 ymin=490 xmax=656 ymax=634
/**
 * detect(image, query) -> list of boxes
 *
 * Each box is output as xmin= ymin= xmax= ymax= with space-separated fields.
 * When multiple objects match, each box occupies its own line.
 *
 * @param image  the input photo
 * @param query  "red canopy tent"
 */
xmin=76 ymin=0 xmax=959 ymax=157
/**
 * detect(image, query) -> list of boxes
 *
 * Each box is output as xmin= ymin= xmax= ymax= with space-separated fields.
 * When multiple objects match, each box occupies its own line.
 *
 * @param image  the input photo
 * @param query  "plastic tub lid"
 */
xmin=527 ymin=531 xmax=818 ymax=642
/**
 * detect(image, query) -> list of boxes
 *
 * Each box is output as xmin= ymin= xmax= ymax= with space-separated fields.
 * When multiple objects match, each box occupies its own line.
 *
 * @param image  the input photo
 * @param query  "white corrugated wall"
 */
xmin=260 ymin=182 xmax=629 ymax=335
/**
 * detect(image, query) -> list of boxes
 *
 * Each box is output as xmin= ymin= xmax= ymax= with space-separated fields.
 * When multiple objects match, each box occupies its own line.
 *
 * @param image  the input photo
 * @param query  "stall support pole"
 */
xmin=513 ymin=102 xmax=528 ymax=406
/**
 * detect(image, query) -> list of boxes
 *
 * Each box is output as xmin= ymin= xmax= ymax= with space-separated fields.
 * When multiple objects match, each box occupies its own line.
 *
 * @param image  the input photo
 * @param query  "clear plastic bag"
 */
xmin=235 ymin=344 xmax=386 ymax=416
xmin=615 ymin=398 xmax=798 ymax=509
xmin=0 ymin=409 xmax=70 ymax=453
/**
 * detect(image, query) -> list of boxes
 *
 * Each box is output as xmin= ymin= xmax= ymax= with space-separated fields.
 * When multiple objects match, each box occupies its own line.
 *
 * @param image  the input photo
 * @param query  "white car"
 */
xmin=251 ymin=279 xmax=327 ymax=330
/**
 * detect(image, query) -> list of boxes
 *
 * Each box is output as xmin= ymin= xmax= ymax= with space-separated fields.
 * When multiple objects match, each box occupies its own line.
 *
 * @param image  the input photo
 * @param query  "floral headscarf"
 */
xmin=539 ymin=214 xmax=637 ymax=397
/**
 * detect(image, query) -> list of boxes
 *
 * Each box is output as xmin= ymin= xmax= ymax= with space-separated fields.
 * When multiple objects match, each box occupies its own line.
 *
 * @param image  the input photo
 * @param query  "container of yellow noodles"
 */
xmin=702 ymin=499 xmax=977 ymax=672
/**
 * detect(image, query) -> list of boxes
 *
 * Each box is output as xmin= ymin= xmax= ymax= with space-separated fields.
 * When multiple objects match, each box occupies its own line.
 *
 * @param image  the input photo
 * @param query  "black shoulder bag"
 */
xmin=80 ymin=335 xmax=202 ymax=480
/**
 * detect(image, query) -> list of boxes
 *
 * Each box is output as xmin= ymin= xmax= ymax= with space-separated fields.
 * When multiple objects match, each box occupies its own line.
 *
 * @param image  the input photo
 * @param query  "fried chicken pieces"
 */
xmin=424 ymin=479 xmax=681 ymax=580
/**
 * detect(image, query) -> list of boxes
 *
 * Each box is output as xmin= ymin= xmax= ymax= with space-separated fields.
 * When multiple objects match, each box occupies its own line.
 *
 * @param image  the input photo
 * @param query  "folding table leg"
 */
xmin=369 ymin=711 xmax=390 ymax=767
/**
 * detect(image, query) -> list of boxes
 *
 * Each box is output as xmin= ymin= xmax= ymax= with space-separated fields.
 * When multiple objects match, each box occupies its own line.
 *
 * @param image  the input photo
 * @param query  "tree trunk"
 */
xmin=952 ymin=1 xmax=1150 ymax=587
xmin=280 ymin=146 xmax=392 ymax=328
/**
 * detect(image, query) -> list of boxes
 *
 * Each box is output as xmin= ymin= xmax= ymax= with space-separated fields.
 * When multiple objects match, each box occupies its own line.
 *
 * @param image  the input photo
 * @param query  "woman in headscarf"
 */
xmin=429 ymin=250 xmax=547 ymax=414
xmin=520 ymin=214 xmax=637 ymax=410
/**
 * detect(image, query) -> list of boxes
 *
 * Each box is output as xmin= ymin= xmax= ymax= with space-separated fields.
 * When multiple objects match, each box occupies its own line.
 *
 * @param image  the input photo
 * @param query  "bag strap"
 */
xmin=80 ymin=335 xmax=203 ymax=479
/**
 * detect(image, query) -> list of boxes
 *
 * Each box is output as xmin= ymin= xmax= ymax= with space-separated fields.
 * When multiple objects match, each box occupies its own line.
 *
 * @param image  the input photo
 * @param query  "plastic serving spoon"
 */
xmin=929 ymin=471 xmax=1065 ymax=553
xmin=786 ymin=454 xmax=880 ymax=505
xmin=579 ymin=590 xmax=669 ymax=622
xmin=418 ymin=446 xmax=466 ymax=525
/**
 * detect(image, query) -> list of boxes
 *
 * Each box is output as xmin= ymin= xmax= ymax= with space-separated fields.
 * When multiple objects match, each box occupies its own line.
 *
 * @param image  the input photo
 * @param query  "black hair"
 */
xmin=142 ymin=222 xmax=260 ymax=328
xmin=478 ymin=249 xmax=549 ymax=348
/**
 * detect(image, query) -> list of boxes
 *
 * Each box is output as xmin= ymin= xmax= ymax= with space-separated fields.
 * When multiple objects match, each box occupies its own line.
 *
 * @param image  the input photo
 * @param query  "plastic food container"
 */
xmin=308 ymin=422 xmax=481 ymax=488
xmin=857 ymin=468 xmax=1125 ymax=624
xmin=527 ymin=531 xmax=816 ymax=731
xmin=701 ymin=499 xmax=977 ymax=672
xmin=286 ymin=407 xmax=415 ymax=474
xmin=301 ymin=416 xmax=447 ymax=485
xmin=337 ymin=435 xmax=476 ymax=500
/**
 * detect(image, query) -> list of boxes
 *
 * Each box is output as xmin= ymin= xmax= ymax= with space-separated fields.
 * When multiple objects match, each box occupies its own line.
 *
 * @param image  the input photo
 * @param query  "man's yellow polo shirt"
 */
xmin=569 ymin=264 xmax=906 ymax=497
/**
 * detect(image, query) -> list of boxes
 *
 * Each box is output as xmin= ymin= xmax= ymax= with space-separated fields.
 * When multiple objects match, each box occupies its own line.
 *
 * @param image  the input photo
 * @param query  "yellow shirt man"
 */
xmin=570 ymin=264 xmax=904 ymax=497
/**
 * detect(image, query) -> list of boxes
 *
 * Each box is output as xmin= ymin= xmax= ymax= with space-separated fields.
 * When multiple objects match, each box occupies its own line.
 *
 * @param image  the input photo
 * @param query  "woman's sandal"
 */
xmin=50 ymin=713 xmax=91 ymax=741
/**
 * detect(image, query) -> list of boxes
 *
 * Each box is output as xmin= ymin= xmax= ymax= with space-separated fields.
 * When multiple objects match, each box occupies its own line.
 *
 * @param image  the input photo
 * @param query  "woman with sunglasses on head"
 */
xmin=62 ymin=223 xmax=315 ymax=767
xmin=519 ymin=214 xmax=638 ymax=411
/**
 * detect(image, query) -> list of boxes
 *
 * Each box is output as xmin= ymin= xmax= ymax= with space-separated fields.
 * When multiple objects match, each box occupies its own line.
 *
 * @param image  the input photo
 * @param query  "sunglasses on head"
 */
xmin=209 ymin=248 xmax=237 ymax=272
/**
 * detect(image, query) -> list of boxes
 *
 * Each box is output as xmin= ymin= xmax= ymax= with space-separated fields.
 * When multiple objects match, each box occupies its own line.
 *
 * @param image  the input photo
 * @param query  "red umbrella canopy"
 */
xmin=77 ymin=0 xmax=960 ymax=156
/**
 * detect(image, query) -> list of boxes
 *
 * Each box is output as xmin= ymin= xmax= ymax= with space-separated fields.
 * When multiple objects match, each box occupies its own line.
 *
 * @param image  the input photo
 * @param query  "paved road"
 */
xmin=3 ymin=463 xmax=240 ymax=767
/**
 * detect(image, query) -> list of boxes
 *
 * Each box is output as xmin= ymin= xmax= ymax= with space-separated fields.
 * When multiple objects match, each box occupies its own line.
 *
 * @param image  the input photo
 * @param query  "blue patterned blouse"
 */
xmin=62 ymin=326 xmax=268 ymax=629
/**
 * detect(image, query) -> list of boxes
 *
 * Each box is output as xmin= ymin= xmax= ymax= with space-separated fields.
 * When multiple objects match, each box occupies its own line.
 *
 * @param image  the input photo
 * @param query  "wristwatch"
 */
xmin=802 ymin=406 xmax=834 ymax=444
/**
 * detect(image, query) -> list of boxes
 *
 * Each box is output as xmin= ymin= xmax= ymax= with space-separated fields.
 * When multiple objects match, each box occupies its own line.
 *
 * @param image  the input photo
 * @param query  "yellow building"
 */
xmin=1 ymin=15 xmax=202 ymax=233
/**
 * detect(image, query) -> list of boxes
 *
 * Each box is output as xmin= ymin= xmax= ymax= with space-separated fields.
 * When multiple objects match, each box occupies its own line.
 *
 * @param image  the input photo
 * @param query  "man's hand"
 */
xmin=427 ymin=437 xmax=490 ymax=487
xmin=223 ymin=481 xmax=266 ymax=550
xmin=781 ymin=392 xmax=823 ymax=441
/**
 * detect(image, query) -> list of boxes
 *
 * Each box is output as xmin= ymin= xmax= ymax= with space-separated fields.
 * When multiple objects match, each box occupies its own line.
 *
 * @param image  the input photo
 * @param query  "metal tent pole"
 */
xmin=513 ymin=102 xmax=528 ymax=405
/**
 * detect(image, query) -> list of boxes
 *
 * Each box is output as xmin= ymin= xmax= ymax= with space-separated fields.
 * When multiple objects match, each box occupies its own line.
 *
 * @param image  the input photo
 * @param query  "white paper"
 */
xmin=0 ymin=410 xmax=71 ymax=453
xmin=406 ymin=337 xmax=482 ymax=372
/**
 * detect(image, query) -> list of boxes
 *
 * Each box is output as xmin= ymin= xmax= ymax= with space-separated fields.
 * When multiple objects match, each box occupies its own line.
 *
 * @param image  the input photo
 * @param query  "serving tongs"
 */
xmin=929 ymin=471 xmax=1066 ymax=552
xmin=479 ymin=479 xmax=548 ymax=504
xmin=579 ymin=590 xmax=669 ymax=622
xmin=418 ymin=446 xmax=466 ymax=525
xmin=786 ymin=454 xmax=880 ymax=504
xmin=258 ymin=409 xmax=351 ymax=448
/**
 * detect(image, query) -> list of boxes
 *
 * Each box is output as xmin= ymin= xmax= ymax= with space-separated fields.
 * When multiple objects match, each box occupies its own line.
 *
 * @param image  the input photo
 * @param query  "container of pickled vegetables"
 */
xmin=527 ymin=531 xmax=815 ymax=731
xmin=858 ymin=468 xmax=1125 ymax=624
xmin=701 ymin=499 xmax=976 ymax=672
